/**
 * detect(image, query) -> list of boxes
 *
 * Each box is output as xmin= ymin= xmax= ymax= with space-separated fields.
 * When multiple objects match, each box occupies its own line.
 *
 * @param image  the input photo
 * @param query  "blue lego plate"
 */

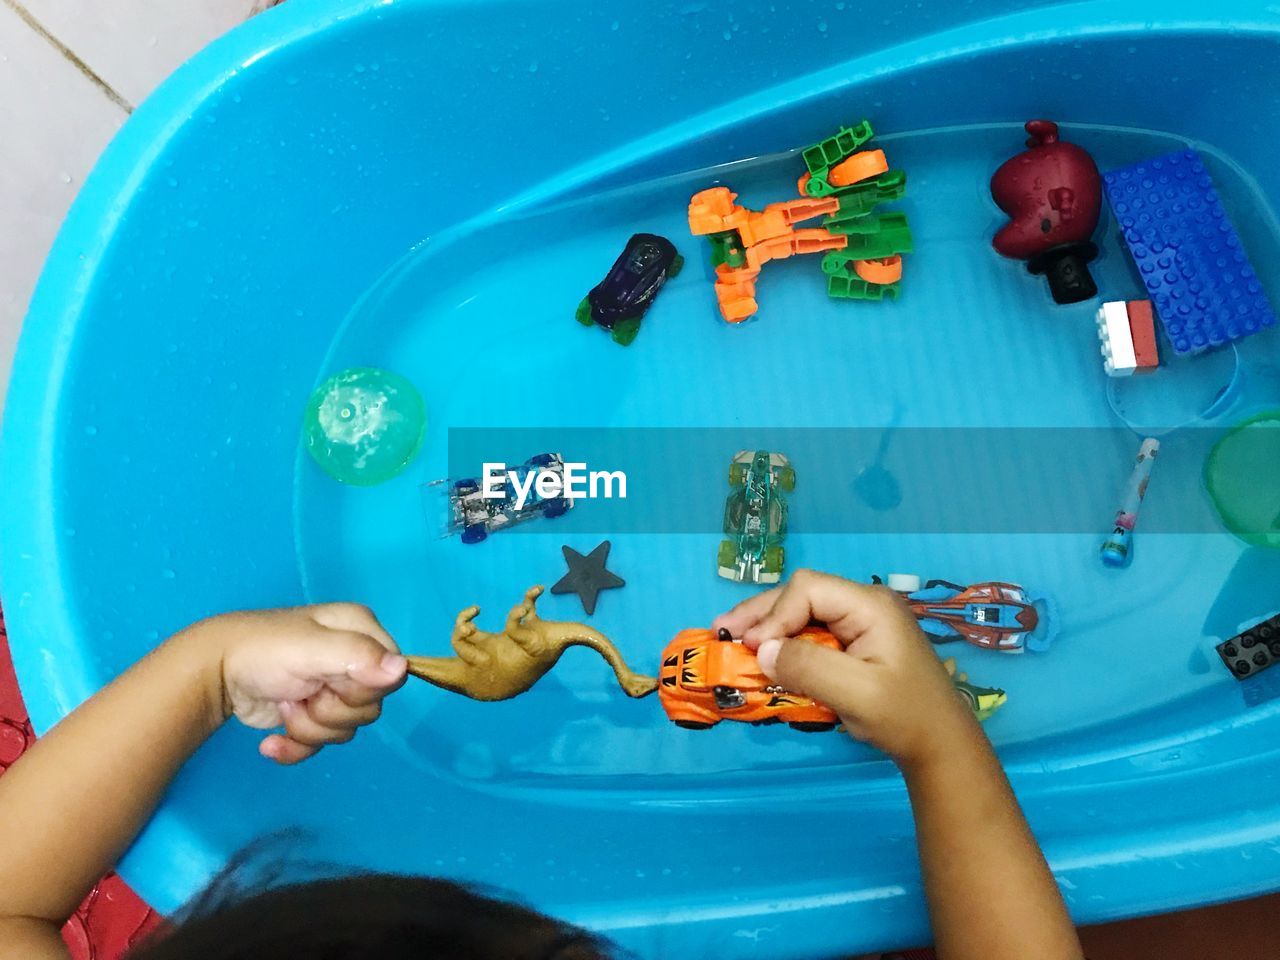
xmin=1104 ymin=149 xmax=1278 ymax=355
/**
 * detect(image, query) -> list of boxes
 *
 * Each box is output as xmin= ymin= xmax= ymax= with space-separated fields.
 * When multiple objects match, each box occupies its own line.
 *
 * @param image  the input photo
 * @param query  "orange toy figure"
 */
xmin=688 ymin=188 xmax=849 ymax=323
xmin=687 ymin=120 xmax=914 ymax=322
xmin=658 ymin=626 xmax=844 ymax=730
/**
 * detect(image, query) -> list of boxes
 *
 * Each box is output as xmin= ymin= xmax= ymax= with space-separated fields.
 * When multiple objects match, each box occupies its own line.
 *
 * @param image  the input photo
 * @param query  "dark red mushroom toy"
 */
xmin=990 ymin=120 xmax=1102 ymax=304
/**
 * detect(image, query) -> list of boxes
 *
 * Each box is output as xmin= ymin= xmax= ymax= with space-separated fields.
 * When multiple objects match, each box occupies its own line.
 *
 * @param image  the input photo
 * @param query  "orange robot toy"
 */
xmin=687 ymin=120 xmax=914 ymax=323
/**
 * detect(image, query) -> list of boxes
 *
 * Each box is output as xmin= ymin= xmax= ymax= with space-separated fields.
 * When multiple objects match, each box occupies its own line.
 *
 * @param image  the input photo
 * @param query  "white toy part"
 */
xmin=886 ymin=573 xmax=922 ymax=593
xmin=731 ymin=450 xmax=792 ymax=470
xmin=1097 ymin=301 xmax=1137 ymax=377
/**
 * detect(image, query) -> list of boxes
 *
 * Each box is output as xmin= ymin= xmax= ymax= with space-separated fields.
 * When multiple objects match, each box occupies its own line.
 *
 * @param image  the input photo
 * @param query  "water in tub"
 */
xmin=293 ymin=121 xmax=1280 ymax=787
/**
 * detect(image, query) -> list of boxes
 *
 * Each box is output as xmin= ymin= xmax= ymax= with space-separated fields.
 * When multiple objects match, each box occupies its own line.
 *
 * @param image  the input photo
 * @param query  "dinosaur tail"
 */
xmin=546 ymin=622 xmax=658 ymax=698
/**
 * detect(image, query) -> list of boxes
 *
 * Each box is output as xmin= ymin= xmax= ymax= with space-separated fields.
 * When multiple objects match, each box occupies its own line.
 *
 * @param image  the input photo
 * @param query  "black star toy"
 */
xmin=550 ymin=541 xmax=625 ymax=615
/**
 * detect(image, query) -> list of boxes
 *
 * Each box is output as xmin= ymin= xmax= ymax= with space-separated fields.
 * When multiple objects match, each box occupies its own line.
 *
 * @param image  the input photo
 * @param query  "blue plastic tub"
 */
xmin=5 ymin=1 xmax=1280 ymax=955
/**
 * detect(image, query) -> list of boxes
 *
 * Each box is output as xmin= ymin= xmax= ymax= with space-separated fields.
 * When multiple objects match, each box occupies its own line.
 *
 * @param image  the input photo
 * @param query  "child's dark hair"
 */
xmin=130 ymin=873 xmax=612 ymax=960
xmin=128 ymin=839 xmax=614 ymax=960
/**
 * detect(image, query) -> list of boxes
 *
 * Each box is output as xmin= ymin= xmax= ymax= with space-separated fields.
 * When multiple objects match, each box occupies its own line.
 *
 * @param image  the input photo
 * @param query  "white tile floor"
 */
xmin=0 ymin=0 xmax=280 ymax=414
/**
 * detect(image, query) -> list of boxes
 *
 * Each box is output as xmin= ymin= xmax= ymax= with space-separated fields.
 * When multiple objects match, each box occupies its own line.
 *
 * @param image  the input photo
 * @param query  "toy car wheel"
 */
xmin=575 ymin=298 xmax=596 ymax=327
xmin=788 ymin=721 xmax=836 ymax=732
xmin=728 ymin=462 xmax=747 ymax=486
xmin=665 ymin=254 xmax=685 ymax=279
xmin=543 ymin=498 xmax=569 ymax=519
xmin=716 ymin=540 xmax=737 ymax=571
xmin=674 ymin=719 xmax=714 ymax=730
xmin=611 ymin=318 xmax=641 ymax=346
xmin=776 ymin=466 xmax=796 ymax=491
xmin=923 ymin=630 xmax=958 ymax=645
xmin=763 ymin=545 xmax=784 ymax=574
xmin=460 ymin=524 xmax=488 ymax=545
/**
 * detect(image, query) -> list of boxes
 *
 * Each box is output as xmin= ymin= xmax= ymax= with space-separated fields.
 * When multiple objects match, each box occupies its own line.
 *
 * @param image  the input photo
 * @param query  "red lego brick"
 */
xmin=0 ymin=611 xmax=164 ymax=959
xmin=1126 ymin=299 xmax=1159 ymax=373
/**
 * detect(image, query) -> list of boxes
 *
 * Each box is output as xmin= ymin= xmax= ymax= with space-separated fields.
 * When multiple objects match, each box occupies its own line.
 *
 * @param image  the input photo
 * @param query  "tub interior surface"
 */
xmin=299 ymin=121 xmax=1280 ymax=785
xmin=6 ymin=2 xmax=1280 ymax=955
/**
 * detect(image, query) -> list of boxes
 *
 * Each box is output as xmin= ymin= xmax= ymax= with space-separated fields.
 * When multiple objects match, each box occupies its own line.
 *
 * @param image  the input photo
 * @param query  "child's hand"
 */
xmin=713 ymin=569 xmax=978 ymax=769
xmin=191 ymin=604 xmax=408 ymax=765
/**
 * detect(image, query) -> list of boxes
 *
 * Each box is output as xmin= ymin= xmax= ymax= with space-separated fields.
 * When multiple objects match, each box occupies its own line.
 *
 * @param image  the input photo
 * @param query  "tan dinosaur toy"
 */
xmin=406 ymin=585 xmax=658 ymax=701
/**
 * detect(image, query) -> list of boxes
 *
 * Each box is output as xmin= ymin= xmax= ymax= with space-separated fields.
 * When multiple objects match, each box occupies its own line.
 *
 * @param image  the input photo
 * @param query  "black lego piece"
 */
xmin=1217 ymin=612 xmax=1280 ymax=680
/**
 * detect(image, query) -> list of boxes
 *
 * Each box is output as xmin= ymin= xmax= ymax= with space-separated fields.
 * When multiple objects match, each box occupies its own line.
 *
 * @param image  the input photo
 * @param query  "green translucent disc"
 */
xmin=303 ymin=367 xmax=426 ymax=485
xmin=1204 ymin=410 xmax=1280 ymax=549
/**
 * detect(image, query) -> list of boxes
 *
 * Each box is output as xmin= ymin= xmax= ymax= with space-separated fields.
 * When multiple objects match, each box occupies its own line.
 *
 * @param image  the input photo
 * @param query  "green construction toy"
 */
xmin=824 ymin=170 xmax=908 ymax=229
xmin=801 ymin=120 xmax=876 ymax=197
xmin=687 ymin=117 xmax=913 ymax=321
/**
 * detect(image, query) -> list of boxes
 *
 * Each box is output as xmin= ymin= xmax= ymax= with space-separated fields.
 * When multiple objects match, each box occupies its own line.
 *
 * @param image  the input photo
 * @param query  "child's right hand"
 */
xmin=713 ymin=569 xmax=980 ymax=769
xmin=186 ymin=603 xmax=408 ymax=765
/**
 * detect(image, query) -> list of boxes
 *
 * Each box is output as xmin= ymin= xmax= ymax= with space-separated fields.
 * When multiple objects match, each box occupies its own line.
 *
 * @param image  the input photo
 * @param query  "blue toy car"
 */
xmin=447 ymin=452 xmax=573 ymax=544
xmin=576 ymin=233 xmax=683 ymax=345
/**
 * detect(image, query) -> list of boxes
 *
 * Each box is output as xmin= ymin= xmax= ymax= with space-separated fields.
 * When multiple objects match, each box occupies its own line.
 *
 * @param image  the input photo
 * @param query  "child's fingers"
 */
xmin=260 ymin=687 xmax=382 ymax=766
xmin=277 ymin=699 xmax=357 ymax=747
xmin=309 ymin=603 xmax=400 ymax=654
xmin=259 ymin=733 xmax=321 ymax=766
xmin=741 ymin=569 xmax=895 ymax=645
xmin=305 ymin=687 xmax=382 ymax=730
xmin=290 ymin=629 xmax=409 ymax=689
xmin=712 ymin=587 xmax=783 ymax=638
xmin=325 ymin=673 xmax=404 ymax=709
xmin=756 ymin=636 xmax=877 ymax=718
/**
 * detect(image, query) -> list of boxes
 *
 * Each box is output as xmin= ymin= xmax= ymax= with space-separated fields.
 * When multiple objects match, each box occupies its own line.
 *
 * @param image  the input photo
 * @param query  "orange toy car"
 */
xmin=658 ymin=626 xmax=843 ymax=731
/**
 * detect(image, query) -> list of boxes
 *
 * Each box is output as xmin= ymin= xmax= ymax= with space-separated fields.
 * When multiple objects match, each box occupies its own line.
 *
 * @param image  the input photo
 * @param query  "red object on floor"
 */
xmin=0 ymin=610 xmax=164 ymax=959
xmin=1126 ymin=299 xmax=1160 ymax=372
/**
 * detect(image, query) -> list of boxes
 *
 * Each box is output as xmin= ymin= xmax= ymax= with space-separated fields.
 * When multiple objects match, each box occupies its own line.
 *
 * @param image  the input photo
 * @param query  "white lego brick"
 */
xmin=1097 ymin=301 xmax=1137 ymax=377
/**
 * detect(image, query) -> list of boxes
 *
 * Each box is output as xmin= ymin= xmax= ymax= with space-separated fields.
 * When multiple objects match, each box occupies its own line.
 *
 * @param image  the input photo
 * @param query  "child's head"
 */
xmin=130 ymin=874 xmax=613 ymax=960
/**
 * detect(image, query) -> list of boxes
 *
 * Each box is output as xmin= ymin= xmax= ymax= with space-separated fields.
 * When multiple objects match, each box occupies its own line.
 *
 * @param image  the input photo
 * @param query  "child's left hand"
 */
xmin=189 ymin=604 xmax=408 ymax=765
